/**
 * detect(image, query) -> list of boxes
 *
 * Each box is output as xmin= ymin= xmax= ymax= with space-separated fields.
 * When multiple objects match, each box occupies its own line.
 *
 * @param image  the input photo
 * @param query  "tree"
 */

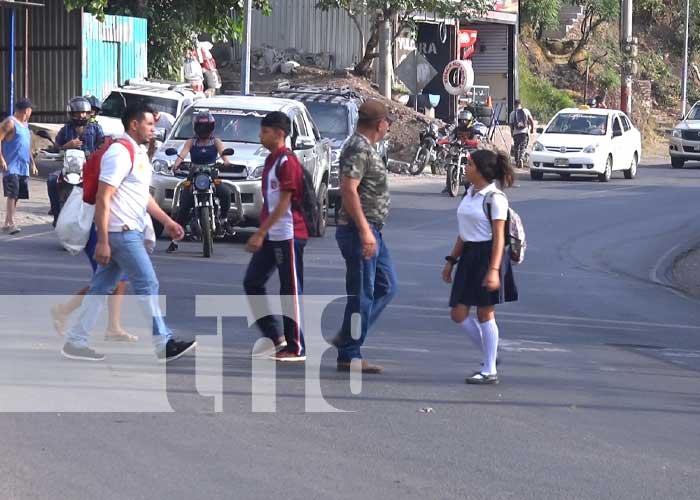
xmin=572 ymin=0 xmax=619 ymax=54
xmin=64 ymin=0 xmax=271 ymax=79
xmin=521 ymin=0 xmax=562 ymax=40
xmin=315 ymin=0 xmax=492 ymax=77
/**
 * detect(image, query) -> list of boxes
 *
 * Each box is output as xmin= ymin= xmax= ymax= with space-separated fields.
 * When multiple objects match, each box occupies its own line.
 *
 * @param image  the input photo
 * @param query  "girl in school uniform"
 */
xmin=442 ymin=149 xmax=518 ymax=385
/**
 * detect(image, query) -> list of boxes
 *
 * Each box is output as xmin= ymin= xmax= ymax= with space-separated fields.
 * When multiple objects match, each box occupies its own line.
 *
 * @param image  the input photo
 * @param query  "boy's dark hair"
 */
xmin=261 ymin=111 xmax=291 ymax=137
xmin=121 ymin=102 xmax=156 ymax=131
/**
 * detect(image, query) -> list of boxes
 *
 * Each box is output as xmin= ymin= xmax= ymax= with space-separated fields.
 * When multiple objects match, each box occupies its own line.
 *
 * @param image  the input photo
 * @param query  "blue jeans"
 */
xmin=335 ymin=223 xmax=398 ymax=362
xmin=66 ymin=230 xmax=172 ymax=349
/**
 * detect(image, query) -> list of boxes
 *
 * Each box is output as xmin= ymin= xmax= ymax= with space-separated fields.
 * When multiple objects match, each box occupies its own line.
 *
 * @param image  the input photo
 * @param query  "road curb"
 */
xmin=649 ymin=236 xmax=700 ymax=302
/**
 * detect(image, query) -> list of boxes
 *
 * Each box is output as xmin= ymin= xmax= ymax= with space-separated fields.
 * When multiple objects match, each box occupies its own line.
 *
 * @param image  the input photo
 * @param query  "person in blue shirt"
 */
xmin=48 ymin=97 xmax=105 ymax=224
xmin=0 ymin=98 xmax=37 ymax=235
xmin=55 ymin=96 xmax=105 ymax=154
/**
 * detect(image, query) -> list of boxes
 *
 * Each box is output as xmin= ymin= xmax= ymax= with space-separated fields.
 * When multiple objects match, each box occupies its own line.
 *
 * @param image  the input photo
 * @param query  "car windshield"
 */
xmin=685 ymin=104 xmax=700 ymax=120
xmin=545 ymin=113 xmax=608 ymax=136
xmin=171 ymin=107 xmax=263 ymax=143
xmin=101 ymin=92 xmax=179 ymax=118
xmin=303 ymin=102 xmax=350 ymax=141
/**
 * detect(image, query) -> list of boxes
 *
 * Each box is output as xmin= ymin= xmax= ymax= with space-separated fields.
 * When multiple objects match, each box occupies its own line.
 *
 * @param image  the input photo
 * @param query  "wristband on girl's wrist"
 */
xmin=445 ymin=256 xmax=458 ymax=265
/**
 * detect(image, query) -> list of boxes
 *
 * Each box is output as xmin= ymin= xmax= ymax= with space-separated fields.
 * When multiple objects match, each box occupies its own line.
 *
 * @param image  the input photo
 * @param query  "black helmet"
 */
xmin=68 ymin=96 xmax=91 ymax=126
xmin=193 ymin=110 xmax=216 ymax=138
xmin=68 ymin=96 xmax=91 ymax=114
xmin=85 ymin=94 xmax=102 ymax=112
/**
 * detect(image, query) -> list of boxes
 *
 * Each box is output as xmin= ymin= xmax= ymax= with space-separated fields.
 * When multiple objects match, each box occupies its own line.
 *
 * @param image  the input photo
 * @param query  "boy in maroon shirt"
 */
xmin=244 ymin=112 xmax=308 ymax=361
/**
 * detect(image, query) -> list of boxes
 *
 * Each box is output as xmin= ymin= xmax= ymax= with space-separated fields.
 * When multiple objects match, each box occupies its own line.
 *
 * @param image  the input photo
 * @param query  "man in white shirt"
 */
xmin=62 ymin=103 xmax=195 ymax=362
xmin=508 ymin=99 xmax=535 ymax=169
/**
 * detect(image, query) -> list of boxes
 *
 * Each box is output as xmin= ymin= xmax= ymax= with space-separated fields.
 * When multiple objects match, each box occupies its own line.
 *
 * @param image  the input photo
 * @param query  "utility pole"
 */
xmin=682 ymin=0 xmax=690 ymax=117
xmin=240 ymin=0 xmax=252 ymax=96
xmin=378 ymin=15 xmax=392 ymax=99
xmin=620 ymin=0 xmax=636 ymax=114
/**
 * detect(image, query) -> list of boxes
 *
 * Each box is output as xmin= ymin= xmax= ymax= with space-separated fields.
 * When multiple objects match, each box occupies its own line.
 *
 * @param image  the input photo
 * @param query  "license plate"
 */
xmin=554 ymin=158 xmax=570 ymax=167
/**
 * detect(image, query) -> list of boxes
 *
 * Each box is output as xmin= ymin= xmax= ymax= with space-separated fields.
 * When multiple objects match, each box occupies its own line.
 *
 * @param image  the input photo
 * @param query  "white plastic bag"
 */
xmin=184 ymin=57 xmax=204 ymax=82
xmin=55 ymin=186 xmax=94 ymax=256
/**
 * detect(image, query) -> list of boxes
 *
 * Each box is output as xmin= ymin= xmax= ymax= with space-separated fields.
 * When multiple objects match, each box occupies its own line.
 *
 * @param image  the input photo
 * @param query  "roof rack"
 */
xmin=122 ymin=78 xmax=196 ymax=92
xmin=273 ymin=83 xmax=362 ymax=100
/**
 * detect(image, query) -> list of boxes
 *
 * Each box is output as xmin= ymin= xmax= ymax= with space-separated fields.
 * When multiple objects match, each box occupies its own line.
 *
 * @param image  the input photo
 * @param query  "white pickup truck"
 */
xmin=150 ymin=95 xmax=332 ymax=236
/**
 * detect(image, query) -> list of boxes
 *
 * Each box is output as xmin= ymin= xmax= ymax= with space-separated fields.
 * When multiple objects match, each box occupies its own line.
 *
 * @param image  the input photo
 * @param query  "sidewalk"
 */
xmin=672 ymin=246 xmax=700 ymax=299
xmin=0 ymin=177 xmax=52 ymax=231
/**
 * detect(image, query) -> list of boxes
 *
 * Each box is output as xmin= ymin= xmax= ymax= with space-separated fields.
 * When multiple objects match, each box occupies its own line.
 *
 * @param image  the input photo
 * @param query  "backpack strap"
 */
xmin=113 ymin=138 xmax=136 ymax=174
xmin=482 ymin=190 xmax=511 ymax=244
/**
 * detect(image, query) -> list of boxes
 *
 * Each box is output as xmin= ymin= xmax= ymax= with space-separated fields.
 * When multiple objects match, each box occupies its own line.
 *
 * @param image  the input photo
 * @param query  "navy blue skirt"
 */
xmin=449 ymin=240 xmax=518 ymax=307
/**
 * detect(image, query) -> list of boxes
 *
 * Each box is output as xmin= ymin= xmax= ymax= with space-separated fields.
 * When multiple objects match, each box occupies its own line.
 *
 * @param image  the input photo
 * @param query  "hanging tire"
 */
xmin=598 ymin=156 xmax=612 ymax=182
xmin=409 ymin=147 xmax=429 ymax=176
xmin=624 ymin=153 xmax=638 ymax=179
xmin=200 ymin=209 xmax=213 ymax=258
xmin=447 ymin=165 xmax=460 ymax=197
xmin=315 ymin=182 xmax=328 ymax=237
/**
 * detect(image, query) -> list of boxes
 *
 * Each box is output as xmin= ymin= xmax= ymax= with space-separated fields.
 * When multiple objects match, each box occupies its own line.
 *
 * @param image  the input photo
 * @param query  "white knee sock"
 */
xmin=459 ymin=316 xmax=482 ymax=351
xmin=480 ymin=319 xmax=499 ymax=375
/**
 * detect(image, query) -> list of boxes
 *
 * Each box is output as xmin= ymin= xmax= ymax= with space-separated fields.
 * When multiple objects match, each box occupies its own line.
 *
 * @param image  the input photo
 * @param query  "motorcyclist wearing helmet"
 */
xmin=454 ymin=109 xmax=477 ymax=142
xmin=167 ymin=110 xmax=233 ymax=253
xmin=84 ymin=94 xmax=102 ymax=123
xmin=55 ymin=96 xmax=105 ymax=154
xmin=49 ymin=97 xmax=105 ymax=222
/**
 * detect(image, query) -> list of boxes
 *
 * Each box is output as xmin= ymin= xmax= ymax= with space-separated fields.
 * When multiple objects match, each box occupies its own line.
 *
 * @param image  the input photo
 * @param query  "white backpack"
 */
xmin=483 ymin=191 xmax=526 ymax=265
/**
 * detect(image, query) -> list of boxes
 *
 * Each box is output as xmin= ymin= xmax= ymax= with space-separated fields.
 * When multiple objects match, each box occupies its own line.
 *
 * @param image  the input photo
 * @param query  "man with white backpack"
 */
xmin=61 ymin=102 xmax=195 ymax=362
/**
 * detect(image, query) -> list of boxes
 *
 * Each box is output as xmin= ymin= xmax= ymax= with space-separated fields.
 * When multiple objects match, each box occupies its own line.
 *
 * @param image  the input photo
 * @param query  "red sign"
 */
xmin=459 ymin=30 xmax=478 ymax=60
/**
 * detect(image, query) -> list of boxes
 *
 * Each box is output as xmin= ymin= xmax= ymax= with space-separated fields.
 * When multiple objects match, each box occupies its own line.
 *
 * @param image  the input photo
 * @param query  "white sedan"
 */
xmin=529 ymin=107 xmax=642 ymax=182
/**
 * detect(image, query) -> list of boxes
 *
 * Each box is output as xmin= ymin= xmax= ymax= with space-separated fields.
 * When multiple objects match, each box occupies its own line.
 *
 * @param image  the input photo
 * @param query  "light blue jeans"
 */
xmin=66 ymin=230 xmax=172 ymax=349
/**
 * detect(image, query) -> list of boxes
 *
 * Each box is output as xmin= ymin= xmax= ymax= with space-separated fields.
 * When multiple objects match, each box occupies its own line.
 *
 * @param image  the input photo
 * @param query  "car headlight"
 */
xmin=672 ymin=129 xmax=682 ymax=138
xmin=331 ymin=160 xmax=340 ymax=173
xmin=248 ymin=165 xmax=264 ymax=180
xmin=194 ymin=173 xmax=211 ymax=191
xmin=533 ymin=142 xmax=545 ymax=152
xmin=153 ymin=159 xmax=171 ymax=173
xmin=582 ymin=144 xmax=598 ymax=154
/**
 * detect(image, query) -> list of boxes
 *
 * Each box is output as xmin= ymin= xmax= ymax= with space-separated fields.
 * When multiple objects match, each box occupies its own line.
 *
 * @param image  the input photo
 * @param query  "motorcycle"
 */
xmin=444 ymin=125 xmax=484 ymax=198
xmin=36 ymin=130 xmax=86 ymax=226
xmin=165 ymin=147 xmax=235 ymax=258
xmin=410 ymin=122 xmax=454 ymax=176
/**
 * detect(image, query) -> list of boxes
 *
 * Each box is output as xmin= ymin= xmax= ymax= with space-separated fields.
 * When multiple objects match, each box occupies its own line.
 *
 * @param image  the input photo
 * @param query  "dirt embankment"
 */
xmin=219 ymin=64 xmax=434 ymax=164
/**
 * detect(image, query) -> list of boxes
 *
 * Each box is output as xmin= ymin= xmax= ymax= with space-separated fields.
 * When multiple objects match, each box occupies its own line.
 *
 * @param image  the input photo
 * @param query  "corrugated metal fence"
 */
xmin=82 ymin=13 xmax=148 ymax=100
xmin=0 ymin=1 xmax=82 ymax=120
xmin=242 ymin=0 xmax=373 ymax=70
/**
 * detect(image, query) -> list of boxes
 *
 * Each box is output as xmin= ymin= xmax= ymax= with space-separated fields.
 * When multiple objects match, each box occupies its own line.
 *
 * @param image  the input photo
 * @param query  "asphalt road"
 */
xmin=1 ymin=162 xmax=700 ymax=500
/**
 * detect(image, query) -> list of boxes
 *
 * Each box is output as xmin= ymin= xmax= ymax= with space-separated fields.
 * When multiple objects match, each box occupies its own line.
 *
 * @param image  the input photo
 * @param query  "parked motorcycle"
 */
xmin=165 ymin=147 xmax=234 ymax=258
xmin=410 ymin=122 xmax=454 ymax=176
xmin=444 ymin=125 xmax=484 ymax=197
xmin=37 ymin=130 xmax=86 ymax=226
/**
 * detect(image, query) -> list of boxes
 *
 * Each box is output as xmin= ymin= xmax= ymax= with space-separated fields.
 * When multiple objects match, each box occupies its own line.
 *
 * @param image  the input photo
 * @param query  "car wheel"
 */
xmin=598 ymin=156 xmax=612 ymax=182
xmin=530 ymin=170 xmax=544 ymax=181
xmin=671 ymin=158 xmax=685 ymax=169
xmin=315 ymin=182 xmax=328 ymax=237
xmin=624 ymin=153 xmax=638 ymax=179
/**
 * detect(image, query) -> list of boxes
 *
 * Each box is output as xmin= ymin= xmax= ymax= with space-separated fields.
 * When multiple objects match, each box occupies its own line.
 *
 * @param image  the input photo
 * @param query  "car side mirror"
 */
xmin=221 ymin=148 xmax=234 ymax=156
xmin=536 ymin=127 xmax=544 ymax=134
xmin=154 ymin=129 xmax=166 ymax=142
xmin=294 ymin=135 xmax=315 ymax=150
xmin=678 ymin=113 xmax=686 ymax=121
xmin=164 ymin=148 xmax=178 ymax=156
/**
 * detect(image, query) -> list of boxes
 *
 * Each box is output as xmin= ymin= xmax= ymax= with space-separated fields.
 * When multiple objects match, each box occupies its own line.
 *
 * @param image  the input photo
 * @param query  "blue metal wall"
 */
xmin=81 ymin=13 xmax=148 ymax=101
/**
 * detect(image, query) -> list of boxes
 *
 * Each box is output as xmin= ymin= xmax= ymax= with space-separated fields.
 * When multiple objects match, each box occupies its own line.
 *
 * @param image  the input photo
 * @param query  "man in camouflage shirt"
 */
xmin=334 ymin=100 xmax=397 ymax=374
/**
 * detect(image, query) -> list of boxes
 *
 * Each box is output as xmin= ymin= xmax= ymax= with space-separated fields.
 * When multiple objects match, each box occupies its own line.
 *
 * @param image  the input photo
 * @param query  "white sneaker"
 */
xmin=251 ymin=338 xmax=287 ymax=358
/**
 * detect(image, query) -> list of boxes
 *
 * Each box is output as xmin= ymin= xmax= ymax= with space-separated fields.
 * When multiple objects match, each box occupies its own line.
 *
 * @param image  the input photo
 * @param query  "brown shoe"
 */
xmin=337 ymin=360 xmax=384 ymax=374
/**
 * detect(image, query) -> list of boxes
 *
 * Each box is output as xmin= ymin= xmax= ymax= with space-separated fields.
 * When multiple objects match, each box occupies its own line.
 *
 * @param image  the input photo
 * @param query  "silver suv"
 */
xmin=271 ymin=85 xmax=388 ymax=222
xmin=150 ymin=95 xmax=331 ymax=236
xmin=670 ymin=101 xmax=700 ymax=168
